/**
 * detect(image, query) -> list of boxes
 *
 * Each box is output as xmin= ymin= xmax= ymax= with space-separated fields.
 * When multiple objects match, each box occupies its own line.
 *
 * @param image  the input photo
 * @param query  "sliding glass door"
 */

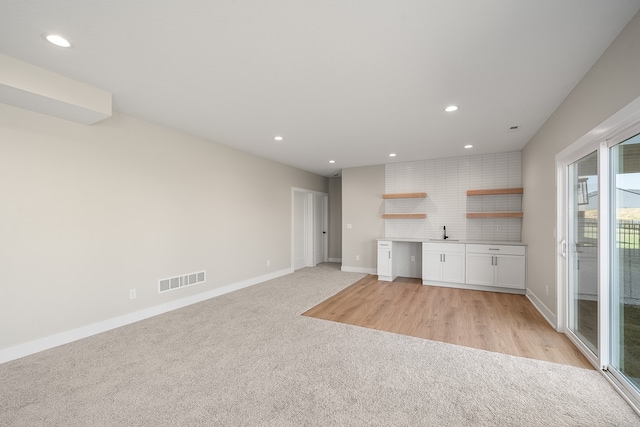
xmin=610 ymin=131 xmax=640 ymax=393
xmin=559 ymin=106 xmax=640 ymax=409
xmin=568 ymin=151 xmax=599 ymax=356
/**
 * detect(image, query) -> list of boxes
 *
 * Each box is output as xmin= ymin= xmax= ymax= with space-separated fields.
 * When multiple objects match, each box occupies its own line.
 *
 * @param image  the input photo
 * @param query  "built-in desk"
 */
xmin=376 ymin=238 xmax=527 ymax=294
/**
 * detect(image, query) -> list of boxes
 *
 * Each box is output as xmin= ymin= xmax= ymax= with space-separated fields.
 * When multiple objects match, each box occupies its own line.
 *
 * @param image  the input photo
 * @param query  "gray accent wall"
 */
xmin=522 ymin=11 xmax=640 ymax=325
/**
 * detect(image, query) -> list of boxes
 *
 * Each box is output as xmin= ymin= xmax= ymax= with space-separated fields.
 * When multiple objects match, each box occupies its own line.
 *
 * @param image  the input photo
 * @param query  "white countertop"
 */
xmin=377 ymin=237 xmax=527 ymax=246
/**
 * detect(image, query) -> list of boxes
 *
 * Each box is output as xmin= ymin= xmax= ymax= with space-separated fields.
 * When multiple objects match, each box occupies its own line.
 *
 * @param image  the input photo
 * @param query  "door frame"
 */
xmin=291 ymin=187 xmax=328 ymax=270
xmin=556 ymin=97 xmax=640 ymax=371
xmin=557 ymin=143 xmax=607 ymax=369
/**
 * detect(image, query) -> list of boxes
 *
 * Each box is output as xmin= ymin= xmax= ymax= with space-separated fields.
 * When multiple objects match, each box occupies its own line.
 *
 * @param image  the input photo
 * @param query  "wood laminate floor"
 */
xmin=303 ymin=275 xmax=593 ymax=369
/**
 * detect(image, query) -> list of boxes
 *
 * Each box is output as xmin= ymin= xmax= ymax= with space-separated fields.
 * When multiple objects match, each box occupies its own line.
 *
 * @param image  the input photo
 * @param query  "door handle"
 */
xmin=561 ymin=239 xmax=567 ymax=258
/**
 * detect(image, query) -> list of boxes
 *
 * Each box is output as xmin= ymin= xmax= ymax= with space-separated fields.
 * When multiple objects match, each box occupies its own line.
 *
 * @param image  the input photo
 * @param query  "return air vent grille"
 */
xmin=159 ymin=270 xmax=206 ymax=293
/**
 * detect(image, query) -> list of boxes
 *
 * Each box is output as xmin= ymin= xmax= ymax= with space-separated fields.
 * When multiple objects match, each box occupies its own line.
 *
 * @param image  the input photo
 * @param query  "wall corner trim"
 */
xmin=0 ymin=268 xmax=293 ymax=365
xmin=526 ymin=288 xmax=558 ymax=331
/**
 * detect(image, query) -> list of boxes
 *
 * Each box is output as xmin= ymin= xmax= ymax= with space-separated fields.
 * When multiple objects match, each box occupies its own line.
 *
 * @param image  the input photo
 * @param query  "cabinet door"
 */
xmin=494 ymin=255 xmax=525 ymax=289
xmin=422 ymin=251 xmax=442 ymax=282
xmin=465 ymin=253 xmax=494 ymax=286
xmin=442 ymin=251 xmax=465 ymax=284
xmin=377 ymin=248 xmax=392 ymax=278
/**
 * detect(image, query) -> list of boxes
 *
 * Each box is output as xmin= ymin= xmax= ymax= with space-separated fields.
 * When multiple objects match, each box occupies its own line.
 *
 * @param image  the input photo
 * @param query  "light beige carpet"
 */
xmin=1 ymin=263 xmax=638 ymax=426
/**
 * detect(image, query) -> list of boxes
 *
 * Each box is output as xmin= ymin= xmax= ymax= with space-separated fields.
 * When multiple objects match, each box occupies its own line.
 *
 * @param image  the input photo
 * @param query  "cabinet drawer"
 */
xmin=422 ymin=242 xmax=465 ymax=253
xmin=378 ymin=240 xmax=392 ymax=249
xmin=466 ymin=244 xmax=525 ymax=256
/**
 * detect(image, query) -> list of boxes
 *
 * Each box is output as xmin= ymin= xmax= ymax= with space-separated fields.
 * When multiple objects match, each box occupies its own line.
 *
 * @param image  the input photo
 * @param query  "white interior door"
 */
xmin=293 ymin=188 xmax=328 ymax=270
xmin=293 ymin=190 xmax=310 ymax=270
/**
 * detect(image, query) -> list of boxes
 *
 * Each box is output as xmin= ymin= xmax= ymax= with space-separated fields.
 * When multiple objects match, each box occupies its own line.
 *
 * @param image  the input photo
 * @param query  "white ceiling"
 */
xmin=1 ymin=1 xmax=640 ymax=177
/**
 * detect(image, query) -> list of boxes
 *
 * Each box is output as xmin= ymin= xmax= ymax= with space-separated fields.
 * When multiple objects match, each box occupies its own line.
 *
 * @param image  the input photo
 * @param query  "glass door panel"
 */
xmin=568 ymin=151 xmax=599 ymax=355
xmin=610 ymin=132 xmax=640 ymax=392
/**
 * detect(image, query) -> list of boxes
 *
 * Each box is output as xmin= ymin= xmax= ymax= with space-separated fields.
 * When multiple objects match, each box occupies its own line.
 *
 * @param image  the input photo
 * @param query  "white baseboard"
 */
xmin=341 ymin=265 xmax=376 ymax=274
xmin=423 ymin=280 xmax=525 ymax=295
xmin=526 ymin=288 xmax=558 ymax=330
xmin=328 ymin=258 xmax=342 ymax=263
xmin=0 ymin=268 xmax=292 ymax=365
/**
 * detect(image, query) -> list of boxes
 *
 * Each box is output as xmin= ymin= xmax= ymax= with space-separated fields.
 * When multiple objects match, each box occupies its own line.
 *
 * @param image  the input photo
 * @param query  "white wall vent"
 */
xmin=158 ymin=271 xmax=206 ymax=293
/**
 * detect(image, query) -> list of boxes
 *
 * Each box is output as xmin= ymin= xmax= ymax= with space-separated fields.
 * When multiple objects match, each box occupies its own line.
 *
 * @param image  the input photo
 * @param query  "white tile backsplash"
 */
xmin=384 ymin=151 xmax=522 ymax=241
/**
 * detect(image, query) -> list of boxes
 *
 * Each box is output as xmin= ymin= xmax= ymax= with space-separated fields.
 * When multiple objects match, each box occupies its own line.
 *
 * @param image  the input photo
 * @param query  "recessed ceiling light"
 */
xmin=445 ymin=105 xmax=458 ymax=112
xmin=274 ymin=136 xmax=283 ymax=141
xmin=329 ymin=160 xmax=335 ymax=164
xmin=464 ymin=144 xmax=473 ymax=149
xmin=44 ymin=34 xmax=71 ymax=48
xmin=389 ymin=153 xmax=397 ymax=157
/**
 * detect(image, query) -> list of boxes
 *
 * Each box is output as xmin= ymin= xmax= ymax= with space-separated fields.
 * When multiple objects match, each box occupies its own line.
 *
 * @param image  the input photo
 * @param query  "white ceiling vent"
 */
xmin=507 ymin=125 xmax=521 ymax=132
xmin=159 ymin=271 xmax=206 ymax=293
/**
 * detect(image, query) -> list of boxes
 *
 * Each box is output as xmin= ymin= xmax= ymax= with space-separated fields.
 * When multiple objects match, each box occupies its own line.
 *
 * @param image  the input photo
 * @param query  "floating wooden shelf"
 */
xmin=382 ymin=214 xmax=427 ymax=219
xmin=466 ymin=212 xmax=523 ymax=218
xmin=466 ymin=188 xmax=523 ymax=196
xmin=382 ymin=192 xmax=427 ymax=199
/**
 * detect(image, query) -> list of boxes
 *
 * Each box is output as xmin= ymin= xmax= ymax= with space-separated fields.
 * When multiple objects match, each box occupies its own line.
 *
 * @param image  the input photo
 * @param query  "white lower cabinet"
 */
xmin=377 ymin=240 xmax=394 ymax=281
xmin=422 ymin=243 xmax=465 ymax=284
xmin=465 ymin=244 xmax=526 ymax=289
xmin=379 ymin=240 xmax=526 ymax=291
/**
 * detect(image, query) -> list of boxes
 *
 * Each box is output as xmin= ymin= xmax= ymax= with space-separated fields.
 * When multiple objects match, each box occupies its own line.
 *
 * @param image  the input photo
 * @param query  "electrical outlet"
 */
xmin=347 ymin=224 xmax=352 ymax=229
xmin=411 ymin=256 xmax=415 ymax=262
xmin=266 ymin=260 xmax=270 ymax=267
xmin=130 ymin=289 xmax=136 ymax=299
xmin=356 ymin=255 xmax=360 ymax=261
xmin=496 ymin=224 xmax=502 ymax=231
xmin=546 ymin=285 xmax=549 ymax=296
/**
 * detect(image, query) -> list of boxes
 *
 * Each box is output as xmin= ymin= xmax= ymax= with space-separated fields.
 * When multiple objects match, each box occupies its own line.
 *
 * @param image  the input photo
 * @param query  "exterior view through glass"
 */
xmin=611 ymin=132 xmax=640 ymax=392
xmin=568 ymin=151 xmax=599 ymax=355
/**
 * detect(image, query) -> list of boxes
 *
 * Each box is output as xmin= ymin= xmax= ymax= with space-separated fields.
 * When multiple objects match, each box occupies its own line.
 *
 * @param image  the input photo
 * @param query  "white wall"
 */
xmin=341 ymin=165 xmax=384 ymax=273
xmin=0 ymin=105 xmax=327 ymax=352
xmin=522 ymin=11 xmax=640 ymax=324
xmin=328 ymin=177 xmax=342 ymax=261
xmin=341 ymin=153 xmax=524 ymax=273
xmin=384 ymin=152 xmax=522 ymax=241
